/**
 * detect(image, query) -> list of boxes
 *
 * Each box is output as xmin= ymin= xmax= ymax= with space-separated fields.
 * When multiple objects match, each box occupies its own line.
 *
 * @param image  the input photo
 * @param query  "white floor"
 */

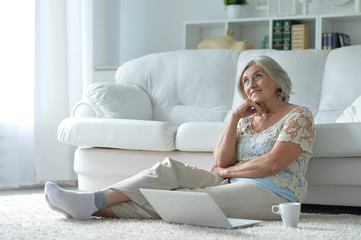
xmin=0 ymin=188 xmax=43 ymax=196
xmin=0 ymin=186 xmax=77 ymax=196
xmin=2 ymin=189 xmax=361 ymax=240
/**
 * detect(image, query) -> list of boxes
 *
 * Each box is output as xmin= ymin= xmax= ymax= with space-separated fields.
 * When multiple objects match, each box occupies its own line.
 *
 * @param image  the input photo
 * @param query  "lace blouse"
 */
xmin=233 ymin=106 xmax=315 ymax=202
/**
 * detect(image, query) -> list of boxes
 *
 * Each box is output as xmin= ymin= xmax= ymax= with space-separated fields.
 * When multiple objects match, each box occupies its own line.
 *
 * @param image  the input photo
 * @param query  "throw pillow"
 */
xmin=336 ymin=95 xmax=361 ymax=123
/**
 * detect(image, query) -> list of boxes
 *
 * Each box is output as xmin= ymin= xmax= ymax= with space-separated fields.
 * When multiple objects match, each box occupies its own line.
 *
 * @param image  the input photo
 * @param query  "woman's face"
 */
xmin=242 ymin=64 xmax=279 ymax=103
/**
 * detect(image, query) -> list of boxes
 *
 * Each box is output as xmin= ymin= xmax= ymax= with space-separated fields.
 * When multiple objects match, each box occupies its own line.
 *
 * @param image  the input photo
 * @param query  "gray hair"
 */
xmin=237 ymin=55 xmax=292 ymax=102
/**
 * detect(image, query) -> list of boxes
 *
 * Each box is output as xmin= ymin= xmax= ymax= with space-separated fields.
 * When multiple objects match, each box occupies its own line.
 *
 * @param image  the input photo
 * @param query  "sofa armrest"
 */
xmin=58 ymin=117 xmax=178 ymax=151
xmin=80 ymin=82 xmax=153 ymax=120
xmin=72 ymin=100 xmax=105 ymax=118
xmin=313 ymin=122 xmax=361 ymax=157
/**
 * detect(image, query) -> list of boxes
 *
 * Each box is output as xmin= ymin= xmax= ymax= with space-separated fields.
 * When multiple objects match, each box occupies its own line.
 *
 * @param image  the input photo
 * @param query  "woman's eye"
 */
xmin=243 ymin=78 xmax=248 ymax=84
xmin=256 ymin=74 xmax=262 ymax=79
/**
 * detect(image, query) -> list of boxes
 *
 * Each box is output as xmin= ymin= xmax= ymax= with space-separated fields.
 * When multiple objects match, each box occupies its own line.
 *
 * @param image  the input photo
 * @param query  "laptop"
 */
xmin=139 ymin=188 xmax=263 ymax=229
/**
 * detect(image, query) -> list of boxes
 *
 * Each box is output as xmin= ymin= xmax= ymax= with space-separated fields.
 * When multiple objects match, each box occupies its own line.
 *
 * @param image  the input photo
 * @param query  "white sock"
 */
xmin=45 ymin=194 xmax=71 ymax=218
xmin=45 ymin=182 xmax=106 ymax=220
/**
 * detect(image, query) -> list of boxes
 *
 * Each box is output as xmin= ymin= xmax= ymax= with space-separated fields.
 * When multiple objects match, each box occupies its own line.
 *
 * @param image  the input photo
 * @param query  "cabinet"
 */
xmin=184 ymin=14 xmax=361 ymax=50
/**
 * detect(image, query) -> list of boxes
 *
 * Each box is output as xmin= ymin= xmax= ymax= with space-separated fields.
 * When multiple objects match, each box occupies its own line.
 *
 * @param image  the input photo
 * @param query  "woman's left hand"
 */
xmin=210 ymin=165 xmax=228 ymax=178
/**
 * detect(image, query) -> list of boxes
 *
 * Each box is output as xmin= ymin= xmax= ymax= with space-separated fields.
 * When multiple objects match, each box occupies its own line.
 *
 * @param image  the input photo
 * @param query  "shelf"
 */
xmin=320 ymin=13 xmax=361 ymax=22
xmin=320 ymin=14 xmax=361 ymax=48
xmin=227 ymin=18 xmax=269 ymax=49
xmin=184 ymin=21 xmax=227 ymax=49
xmin=271 ymin=16 xmax=317 ymax=49
xmin=184 ymin=13 xmax=361 ymax=50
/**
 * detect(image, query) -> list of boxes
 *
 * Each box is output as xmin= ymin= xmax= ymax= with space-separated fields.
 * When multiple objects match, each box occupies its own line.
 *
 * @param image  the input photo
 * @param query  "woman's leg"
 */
xmin=95 ymin=189 xmax=131 ymax=218
xmin=45 ymin=157 xmax=226 ymax=220
xmin=106 ymin=157 xmax=227 ymax=219
xmin=102 ymin=180 xmax=287 ymax=220
xmin=45 ymin=182 xmax=108 ymax=220
xmin=101 ymin=188 xmax=131 ymax=205
xmin=108 ymin=157 xmax=227 ymax=208
xmin=45 ymin=185 xmax=132 ymax=219
xmin=183 ymin=181 xmax=289 ymax=220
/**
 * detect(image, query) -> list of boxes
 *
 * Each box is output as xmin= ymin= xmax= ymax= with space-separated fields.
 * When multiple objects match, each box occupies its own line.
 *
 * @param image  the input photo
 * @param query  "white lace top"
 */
xmin=235 ymin=106 xmax=315 ymax=202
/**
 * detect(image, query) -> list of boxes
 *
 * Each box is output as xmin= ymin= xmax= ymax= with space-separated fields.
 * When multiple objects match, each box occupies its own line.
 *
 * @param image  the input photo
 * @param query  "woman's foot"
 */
xmin=44 ymin=182 xmax=107 ymax=220
xmin=45 ymin=194 xmax=71 ymax=218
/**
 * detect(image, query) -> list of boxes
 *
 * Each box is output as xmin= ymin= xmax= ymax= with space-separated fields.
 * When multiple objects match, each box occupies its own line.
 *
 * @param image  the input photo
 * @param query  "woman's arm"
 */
xmin=213 ymin=99 xmax=265 ymax=168
xmin=212 ymin=106 xmax=315 ymax=179
xmin=213 ymin=113 xmax=239 ymax=168
xmin=211 ymin=141 xmax=303 ymax=178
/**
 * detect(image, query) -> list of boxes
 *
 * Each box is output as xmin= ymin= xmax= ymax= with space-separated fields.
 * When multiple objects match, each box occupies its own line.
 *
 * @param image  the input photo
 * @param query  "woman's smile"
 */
xmin=250 ymin=90 xmax=262 ymax=98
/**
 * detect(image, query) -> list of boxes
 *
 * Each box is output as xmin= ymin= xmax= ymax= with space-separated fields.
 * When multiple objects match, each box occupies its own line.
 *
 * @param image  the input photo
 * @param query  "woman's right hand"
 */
xmin=233 ymin=99 xmax=265 ymax=119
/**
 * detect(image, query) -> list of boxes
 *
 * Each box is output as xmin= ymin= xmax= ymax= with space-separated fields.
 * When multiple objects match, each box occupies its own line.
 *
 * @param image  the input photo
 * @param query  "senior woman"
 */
xmin=45 ymin=55 xmax=315 ymax=221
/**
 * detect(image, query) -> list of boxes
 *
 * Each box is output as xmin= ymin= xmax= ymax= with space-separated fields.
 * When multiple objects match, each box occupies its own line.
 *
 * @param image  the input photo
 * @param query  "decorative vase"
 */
xmin=226 ymin=5 xmax=248 ymax=19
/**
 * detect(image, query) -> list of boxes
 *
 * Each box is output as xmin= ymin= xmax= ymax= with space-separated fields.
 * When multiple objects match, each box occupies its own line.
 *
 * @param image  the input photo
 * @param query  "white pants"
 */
xmin=110 ymin=158 xmax=288 ymax=220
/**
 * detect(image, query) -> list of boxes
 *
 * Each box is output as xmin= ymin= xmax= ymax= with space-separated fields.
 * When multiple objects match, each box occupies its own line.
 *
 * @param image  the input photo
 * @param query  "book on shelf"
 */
xmin=272 ymin=20 xmax=283 ymax=50
xmin=283 ymin=20 xmax=300 ymax=50
xmin=339 ymin=33 xmax=351 ymax=47
xmin=272 ymin=20 xmax=300 ymax=50
xmin=322 ymin=32 xmax=351 ymax=50
xmin=263 ymin=35 xmax=269 ymax=49
xmin=291 ymin=24 xmax=309 ymax=50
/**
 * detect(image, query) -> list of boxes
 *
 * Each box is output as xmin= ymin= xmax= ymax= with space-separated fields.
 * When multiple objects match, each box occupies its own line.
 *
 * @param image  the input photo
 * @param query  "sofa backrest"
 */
xmin=115 ymin=49 xmax=240 ymax=125
xmin=315 ymin=45 xmax=361 ymax=124
xmin=115 ymin=46 xmax=361 ymax=125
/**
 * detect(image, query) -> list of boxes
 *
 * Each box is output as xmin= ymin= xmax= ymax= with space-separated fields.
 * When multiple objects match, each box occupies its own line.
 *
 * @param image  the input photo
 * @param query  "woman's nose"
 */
xmin=250 ymin=79 xmax=257 ymax=88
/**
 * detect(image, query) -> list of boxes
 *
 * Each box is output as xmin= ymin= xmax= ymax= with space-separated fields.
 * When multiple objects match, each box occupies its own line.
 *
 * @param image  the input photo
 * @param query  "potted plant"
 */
xmin=224 ymin=0 xmax=249 ymax=19
xmin=224 ymin=0 xmax=248 ymax=6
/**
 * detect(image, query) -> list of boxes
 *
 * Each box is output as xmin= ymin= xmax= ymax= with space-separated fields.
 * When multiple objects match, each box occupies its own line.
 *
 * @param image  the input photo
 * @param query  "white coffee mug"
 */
xmin=272 ymin=202 xmax=301 ymax=228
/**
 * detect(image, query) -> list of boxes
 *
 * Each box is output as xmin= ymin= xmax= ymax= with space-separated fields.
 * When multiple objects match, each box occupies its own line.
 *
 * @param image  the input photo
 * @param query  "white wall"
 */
xmin=93 ymin=0 xmax=121 ymax=68
xmin=93 ymin=0 xmax=358 ymax=82
xmin=118 ymin=0 xmax=226 ymax=65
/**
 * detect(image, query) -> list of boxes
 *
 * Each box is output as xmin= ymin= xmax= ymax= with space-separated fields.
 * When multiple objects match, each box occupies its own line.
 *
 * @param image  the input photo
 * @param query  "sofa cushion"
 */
xmin=336 ymin=95 xmax=361 ymax=123
xmin=115 ymin=49 xmax=240 ymax=125
xmin=316 ymin=45 xmax=361 ymax=124
xmin=225 ymin=49 xmax=329 ymax=121
xmin=85 ymin=83 xmax=153 ymax=120
xmin=176 ymin=122 xmax=227 ymax=152
xmin=58 ymin=118 xmax=178 ymax=151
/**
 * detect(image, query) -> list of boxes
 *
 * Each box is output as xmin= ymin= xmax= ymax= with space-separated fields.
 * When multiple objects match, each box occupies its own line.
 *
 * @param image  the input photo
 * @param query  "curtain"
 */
xmin=0 ymin=0 xmax=93 ymax=188
xmin=35 ymin=0 xmax=92 ymax=182
xmin=0 ymin=1 xmax=36 ymax=189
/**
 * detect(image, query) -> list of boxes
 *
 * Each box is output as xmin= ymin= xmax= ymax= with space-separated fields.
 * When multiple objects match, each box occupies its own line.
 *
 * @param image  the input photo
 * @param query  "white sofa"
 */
xmin=58 ymin=46 xmax=361 ymax=207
